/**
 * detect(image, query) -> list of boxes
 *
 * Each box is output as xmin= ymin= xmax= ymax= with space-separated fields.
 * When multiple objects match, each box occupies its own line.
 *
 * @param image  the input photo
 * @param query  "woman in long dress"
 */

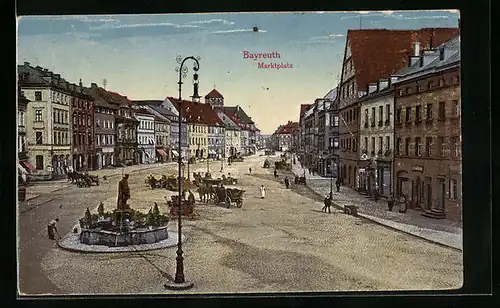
xmin=260 ymin=185 xmax=266 ymax=199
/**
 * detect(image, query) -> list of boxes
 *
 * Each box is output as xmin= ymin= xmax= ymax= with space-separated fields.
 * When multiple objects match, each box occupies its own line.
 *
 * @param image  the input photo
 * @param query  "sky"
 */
xmin=17 ymin=10 xmax=459 ymax=134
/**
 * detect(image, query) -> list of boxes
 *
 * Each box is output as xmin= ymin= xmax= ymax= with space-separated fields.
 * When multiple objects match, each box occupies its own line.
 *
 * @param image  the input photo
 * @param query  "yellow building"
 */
xmin=189 ymin=123 xmax=208 ymax=159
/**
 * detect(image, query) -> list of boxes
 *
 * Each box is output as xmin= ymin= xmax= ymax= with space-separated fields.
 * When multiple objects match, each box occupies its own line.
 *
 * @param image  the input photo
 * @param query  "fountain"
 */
xmin=58 ymin=174 xmax=179 ymax=253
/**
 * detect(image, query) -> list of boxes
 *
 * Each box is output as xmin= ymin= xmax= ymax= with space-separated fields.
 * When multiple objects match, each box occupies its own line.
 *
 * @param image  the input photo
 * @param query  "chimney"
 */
xmin=413 ymin=41 xmax=421 ymax=56
xmin=79 ymin=79 xmax=83 ymax=92
xmin=378 ymin=79 xmax=389 ymax=91
xmin=368 ymin=83 xmax=377 ymax=95
xmin=236 ymin=105 xmax=240 ymax=111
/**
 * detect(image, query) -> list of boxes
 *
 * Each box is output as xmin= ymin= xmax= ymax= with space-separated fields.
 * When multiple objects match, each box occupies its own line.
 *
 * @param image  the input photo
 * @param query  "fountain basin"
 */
xmin=80 ymin=226 xmax=169 ymax=246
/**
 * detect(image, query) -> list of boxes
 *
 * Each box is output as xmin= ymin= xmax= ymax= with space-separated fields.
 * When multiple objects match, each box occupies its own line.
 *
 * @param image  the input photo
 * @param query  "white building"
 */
xmin=134 ymin=108 xmax=156 ymax=164
xmin=358 ymin=78 xmax=394 ymax=197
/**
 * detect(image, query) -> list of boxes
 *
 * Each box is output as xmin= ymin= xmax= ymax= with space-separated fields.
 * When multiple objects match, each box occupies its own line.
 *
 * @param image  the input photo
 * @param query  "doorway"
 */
xmin=424 ymin=177 xmax=432 ymax=210
xmin=437 ymin=178 xmax=446 ymax=210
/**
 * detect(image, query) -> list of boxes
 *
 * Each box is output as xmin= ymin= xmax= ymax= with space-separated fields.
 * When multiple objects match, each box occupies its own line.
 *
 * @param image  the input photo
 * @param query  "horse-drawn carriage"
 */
xmin=275 ymin=160 xmax=291 ymax=171
xmin=294 ymin=175 xmax=306 ymax=185
xmin=228 ymin=154 xmax=244 ymax=163
xmin=214 ymin=187 xmax=245 ymax=208
xmin=68 ymin=171 xmax=99 ymax=187
xmin=167 ymin=194 xmax=197 ymax=218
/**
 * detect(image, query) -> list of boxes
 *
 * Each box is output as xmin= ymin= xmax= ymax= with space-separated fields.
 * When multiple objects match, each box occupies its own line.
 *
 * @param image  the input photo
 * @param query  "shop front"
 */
xmin=376 ymin=159 xmax=392 ymax=198
xmin=358 ymin=158 xmax=376 ymax=195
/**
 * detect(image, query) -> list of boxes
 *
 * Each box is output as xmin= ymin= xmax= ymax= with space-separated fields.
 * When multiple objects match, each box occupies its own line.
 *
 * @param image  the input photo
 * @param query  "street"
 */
xmin=17 ymin=153 xmax=462 ymax=295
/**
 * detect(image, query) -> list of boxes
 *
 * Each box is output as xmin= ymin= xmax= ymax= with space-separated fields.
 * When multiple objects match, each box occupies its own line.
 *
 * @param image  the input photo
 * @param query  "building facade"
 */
xmin=393 ymin=35 xmax=461 ymax=221
xmin=161 ymin=98 xmax=190 ymax=161
xmin=18 ymin=63 xmax=73 ymax=178
xmin=114 ymin=97 xmax=139 ymax=165
xmin=217 ymin=109 xmax=241 ymax=156
xmin=85 ymin=83 xmax=117 ymax=169
xmin=338 ymin=28 xmax=459 ymax=189
xmin=135 ymin=108 xmax=156 ymax=164
xmin=71 ymin=81 xmax=95 ymax=172
xmin=208 ymin=123 xmax=225 ymax=159
xmin=358 ymin=80 xmax=394 ymax=197
xmin=18 ymin=88 xmax=30 ymax=182
xmin=154 ymin=115 xmax=171 ymax=163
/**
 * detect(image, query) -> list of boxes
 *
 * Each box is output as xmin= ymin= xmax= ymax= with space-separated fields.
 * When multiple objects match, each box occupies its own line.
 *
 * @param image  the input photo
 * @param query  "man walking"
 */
xmin=260 ymin=184 xmax=266 ymax=199
xmin=249 ymin=167 xmax=252 ymax=174
xmin=47 ymin=218 xmax=60 ymax=240
xmin=322 ymin=196 xmax=332 ymax=213
xmin=284 ymin=177 xmax=290 ymax=189
xmin=336 ymin=179 xmax=341 ymax=192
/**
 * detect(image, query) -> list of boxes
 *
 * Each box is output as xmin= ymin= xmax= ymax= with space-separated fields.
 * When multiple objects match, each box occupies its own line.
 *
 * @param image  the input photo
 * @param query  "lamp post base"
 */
xmin=164 ymin=280 xmax=194 ymax=290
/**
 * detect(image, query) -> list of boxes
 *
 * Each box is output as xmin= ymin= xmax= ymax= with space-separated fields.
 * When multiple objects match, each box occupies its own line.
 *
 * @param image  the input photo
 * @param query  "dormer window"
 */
xmin=439 ymin=48 xmax=445 ymax=61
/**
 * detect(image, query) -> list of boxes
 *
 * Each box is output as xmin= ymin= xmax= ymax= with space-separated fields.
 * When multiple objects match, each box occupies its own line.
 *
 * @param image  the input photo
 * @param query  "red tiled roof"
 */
xmin=276 ymin=121 xmax=299 ymax=134
xmin=346 ymin=28 xmax=459 ymax=91
xmin=300 ymin=104 xmax=311 ymax=116
xmin=204 ymin=88 xmax=224 ymax=99
xmin=224 ymin=110 xmax=246 ymax=130
xmin=104 ymin=90 xmax=133 ymax=106
xmin=168 ymin=97 xmax=224 ymax=126
xmin=135 ymin=108 xmax=154 ymax=116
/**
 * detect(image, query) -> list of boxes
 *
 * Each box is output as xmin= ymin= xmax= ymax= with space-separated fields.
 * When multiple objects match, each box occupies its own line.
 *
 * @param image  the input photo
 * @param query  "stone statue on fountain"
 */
xmin=116 ymin=174 xmax=131 ymax=228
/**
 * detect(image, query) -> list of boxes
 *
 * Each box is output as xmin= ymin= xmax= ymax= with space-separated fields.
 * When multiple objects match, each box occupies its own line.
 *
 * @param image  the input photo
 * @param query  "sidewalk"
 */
xmin=291 ymin=162 xmax=462 ymax=251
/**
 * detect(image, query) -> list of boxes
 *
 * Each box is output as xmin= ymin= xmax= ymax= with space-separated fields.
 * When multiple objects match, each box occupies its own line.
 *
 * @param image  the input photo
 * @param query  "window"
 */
xmin=35 ymin=91 xmax=42 ymax=101
xmin=35 ymin=155 xmax=44 ymax=170
xmin=364 ymin=110 xmax=368 ymax=128
xmin=371 ymin=137 xmax=376 ymax=153
xmin=405 ymin=138 xmax=410 ymax=156
xmin=439 ymin=136 xmax=445 ymax=157
xmin=450 ymin=179 xmax=458 ymax=199
xmin=439 ymin=79 xmax=445 ymax=87
xmin=415 ymin=105 xmax=422 ymax=122
xmin=385 ymin=104 xmax=390 ymax=122
xmin=396 ymin=108 xmax=402 ymax=124
xmin=349 ymin=110 xmax=353 ymax=123
xmin=396 ymin=137 xmax=401 ymax=155
xmin=371 ymin=107 xmax=376 ymax=126
xmin=405 ymin=87 xmax=412 ymax=95
xmin=453 ymin=100 xmax=460 ymax=116
xmin=378 ymin=106 xmax=383 ymax=126
xmin=425 ymin=137 xmax=432 ymax=157
xmin=352 ymin=138 xmax=357 ymax=151
xmin=35 ymin=132 xmax=42 ymax=144
xmin=437 ymin=101 xmax=445 ymax=120
xmin=451 ymin=137 xmax=459 ymax=157
xmin=334 ymin=116 xmax=339 ymax=126
xmin=405 ymin=107 xmax=412 ymax=123
xmin=35 ymin=109 xmax=42 ymax=122
xmin=417 ymin=84 xmax=423 ymax=92
xmin=386 ymin=136 xmax=390 ymax=151
xmin=364 ymin=137 xmax=368 ymax=151
xmin=428 ymin=80 xmax=434 ymax=90
xmin=453 ymin=75 xmax=460 ymax=85
xmin=427 ymin=104 xmax=433 ymax=120
xmin=378 ymin=137 xmax=383 ymax=154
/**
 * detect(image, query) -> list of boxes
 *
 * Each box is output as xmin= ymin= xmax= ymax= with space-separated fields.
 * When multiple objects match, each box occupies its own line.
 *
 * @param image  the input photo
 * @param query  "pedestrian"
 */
xmin=273 ymin=169 xmax=278 ymax=178
xmin=387 ymin=192 xmax=395 ymax=211
xmin=336 ymin=179 xmax=341 ymax=192
xmin=284 ymin=177 xmax=290 ymax=189
xmin=374 ymin=189 xmax=379 ymax=202
xmin=322 ymin=196 xmax=332 ymax=213
xmin=260 ymin=184 xmax=266 ymax=199
xmin=294 ymin=175 xmax=298 ymax=184
xmin=249 ymin=167 xmax=252 ymax=174
xmin=47 ymin=218 xmax=60 ymax=240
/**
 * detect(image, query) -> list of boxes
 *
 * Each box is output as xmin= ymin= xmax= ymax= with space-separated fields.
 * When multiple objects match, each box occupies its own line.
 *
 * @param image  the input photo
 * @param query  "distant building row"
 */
xmin=17 ymin=63 xmax=261 ymax=179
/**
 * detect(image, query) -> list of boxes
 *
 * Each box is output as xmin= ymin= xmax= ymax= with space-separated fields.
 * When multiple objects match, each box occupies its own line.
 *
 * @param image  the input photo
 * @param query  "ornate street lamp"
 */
xmin=164 ymin=55 xmax=200 ymax=291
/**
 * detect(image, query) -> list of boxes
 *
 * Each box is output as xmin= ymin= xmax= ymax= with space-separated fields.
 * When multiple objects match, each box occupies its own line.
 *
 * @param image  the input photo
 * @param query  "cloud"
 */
xmin=89 ymin=22 xmax=201 ymax=30
xmin=340 ymin=11 xmax=453 ymax=21
xmin=187 ymin=18 xmax=234 ymax=25
xmin=209 ymin=28 xmax=267 ymax=34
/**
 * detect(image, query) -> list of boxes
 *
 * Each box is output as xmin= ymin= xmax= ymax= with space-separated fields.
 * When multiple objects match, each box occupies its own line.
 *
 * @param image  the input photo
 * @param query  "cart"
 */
xmin=214 ymin=188 xmax=244 ymax=208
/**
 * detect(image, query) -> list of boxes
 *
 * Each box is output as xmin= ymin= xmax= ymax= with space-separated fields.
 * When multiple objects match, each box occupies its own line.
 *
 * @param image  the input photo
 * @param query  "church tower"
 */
xmin=204 ymin=87 xmax=224 ymax=108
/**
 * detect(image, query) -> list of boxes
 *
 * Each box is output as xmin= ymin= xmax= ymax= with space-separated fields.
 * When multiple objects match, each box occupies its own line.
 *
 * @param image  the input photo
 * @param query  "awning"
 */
xmin=156 ymin=149 xmax=168 ymax=157
xmin=21 ymin=161 xmax=35 ymax=171
xmin=18 ymin=164 xmax=28 ymax=175
xmin=172 ymin=150 xmax=179 ymax=157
